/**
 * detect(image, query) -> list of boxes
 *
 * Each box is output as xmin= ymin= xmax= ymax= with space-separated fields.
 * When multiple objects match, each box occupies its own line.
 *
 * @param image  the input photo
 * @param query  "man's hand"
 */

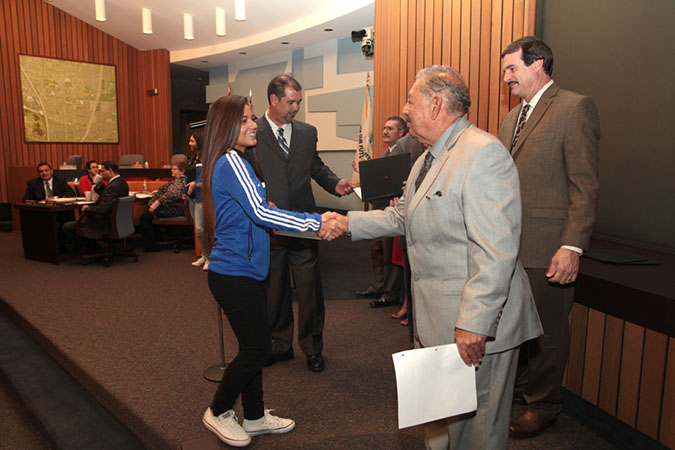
xmin=186 ymin=181 xmax=196 ymax=196
xmin=81 ymin=205 xmax=89 ymax=212
xmin=318 ymin=212 xmax=349 ymax=241
xmin=546 ymin=247 xmax=580 ymax=284
xmin=351 ymin=160 xmax=360 ymax=173
xmin=93 ymin=174 xmax=102 ymax=184
xmin=335 ymin=179 xmax=354 ymax=196
xmin=455 ymin=328 xmax=486 ymax=367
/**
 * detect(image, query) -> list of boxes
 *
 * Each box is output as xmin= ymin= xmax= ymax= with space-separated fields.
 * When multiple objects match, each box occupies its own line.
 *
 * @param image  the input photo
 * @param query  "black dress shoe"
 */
xmin=265 ymin=348 xmax=294 ymax=367
xmin=355 ymin=287 xmax=382 ymax=298
xmin=369 ymin=297 xmax=398 ymax=308
xmin=306 ymin=353 xmax=325 ymax=372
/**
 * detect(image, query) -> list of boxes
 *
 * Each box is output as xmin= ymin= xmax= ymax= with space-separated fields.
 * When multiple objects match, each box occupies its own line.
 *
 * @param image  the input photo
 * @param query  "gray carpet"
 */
xmin=0 ymin=231 xmax=615 ymax=449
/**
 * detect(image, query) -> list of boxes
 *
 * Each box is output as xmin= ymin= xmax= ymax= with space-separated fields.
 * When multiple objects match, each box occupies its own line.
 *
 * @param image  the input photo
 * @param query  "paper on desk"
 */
xmin=392 ymin=343 xmax=477 ymax=429
xmin=353 ymin=187 xmax=362 ymax=200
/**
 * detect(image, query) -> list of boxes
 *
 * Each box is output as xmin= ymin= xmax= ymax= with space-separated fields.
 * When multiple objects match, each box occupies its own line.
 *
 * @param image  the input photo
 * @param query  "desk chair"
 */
xmin=152 ymin=200 xmax=193 ymax=253
xmin=170 ymin=154 xmax=188 ymax=165
xmin=119 ymin=154 xmax=146 ymax=167
xmin=78 ymin=196 xmax=139 ymax=267
xmin=66 ymin=155 xmax=83 ymax=169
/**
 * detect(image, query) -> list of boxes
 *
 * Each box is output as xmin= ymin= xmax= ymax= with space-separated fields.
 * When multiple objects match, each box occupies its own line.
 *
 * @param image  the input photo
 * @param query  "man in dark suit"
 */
xmin=497 ymin=36 xmax=600 ymax=437
xmin=354 ymin=116 xmax=408 ymax=309
xmin=63 ymin=161 xmax=130 ymax=252
xmin=22 ymin=162 xmax=75 ymax=201
xmin=255 ymin=75 xmax=353 ymax=372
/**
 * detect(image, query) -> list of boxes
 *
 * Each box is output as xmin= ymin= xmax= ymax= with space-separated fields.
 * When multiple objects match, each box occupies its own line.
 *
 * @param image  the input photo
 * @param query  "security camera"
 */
xmin=351 ymin=27 xmax=374 ymax=57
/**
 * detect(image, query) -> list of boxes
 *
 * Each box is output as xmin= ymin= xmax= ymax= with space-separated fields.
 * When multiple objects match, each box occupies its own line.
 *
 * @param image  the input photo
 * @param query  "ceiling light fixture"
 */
xmin=95 ymin=0 xmax=106 ymax=22
xmin=142 ymin=8 xmax=153 ymax=34
xmin=215 ymin=7 xmax=226 ymax=36
xmin=234 ymin=0 xmax=246 ymax=21
xmin=184 ymin=13 xmax=194 ymax=40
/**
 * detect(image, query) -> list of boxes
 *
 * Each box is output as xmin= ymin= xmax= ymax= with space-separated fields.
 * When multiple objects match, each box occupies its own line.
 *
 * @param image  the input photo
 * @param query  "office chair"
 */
xmin=119 ymin=154 xmax=146 ymax=167
xmin=65 ymin=155 xmax=83 ymax=169
xmin=152 ymin=199 xmax=193 ymax=253
xmin=170 ymin=154 xmax=188 ymax=165
xmin=78 ymin=196 xmax=139 ymax=267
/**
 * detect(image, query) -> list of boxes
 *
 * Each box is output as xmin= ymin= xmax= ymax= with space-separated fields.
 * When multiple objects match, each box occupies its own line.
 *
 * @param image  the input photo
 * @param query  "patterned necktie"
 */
xmin=511 ymin=104 xmax=531 ymax=150
xmin=277 ymin=128 xmax=290 ymax=156
xmin=45 ymin=181 xmax=53 ymax=197
xmin=414 ymin=151 xmax=434 ymax=193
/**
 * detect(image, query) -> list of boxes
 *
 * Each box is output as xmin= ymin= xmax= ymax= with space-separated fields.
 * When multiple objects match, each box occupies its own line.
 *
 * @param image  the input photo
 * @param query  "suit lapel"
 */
xmin=257 ymin=118 xmax=288 ymax=161
xmin=511 ymin=84 xmax=559 ymax=157
xmin=288 ymin=121 xmax=303 ymax=158
xmin=407 ymin=117 xmax=471 ymax=217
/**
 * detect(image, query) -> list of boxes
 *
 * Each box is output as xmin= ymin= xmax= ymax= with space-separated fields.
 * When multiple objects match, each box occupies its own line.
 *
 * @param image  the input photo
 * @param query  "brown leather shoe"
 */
xmin=509 ymin=408 xmax=556 ymax=438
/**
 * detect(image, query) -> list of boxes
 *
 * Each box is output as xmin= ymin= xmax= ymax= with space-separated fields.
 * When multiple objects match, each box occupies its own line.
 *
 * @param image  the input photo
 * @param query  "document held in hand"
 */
xmin=392 ymin=343 xmax=477 ymax=429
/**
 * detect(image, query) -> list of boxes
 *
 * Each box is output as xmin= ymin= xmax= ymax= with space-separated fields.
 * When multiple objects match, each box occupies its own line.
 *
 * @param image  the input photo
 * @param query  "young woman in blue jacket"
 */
xmin=199 ymin=95 xmax=339 ymax=447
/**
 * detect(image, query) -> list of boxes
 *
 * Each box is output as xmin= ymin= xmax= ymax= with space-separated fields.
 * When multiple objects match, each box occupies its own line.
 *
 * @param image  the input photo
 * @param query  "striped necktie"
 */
xmin=277 ymin=128 xmax=290 ymax=156
xmin=44 ymin=181 xmax=53 ymax=197
xmin=511 ymin=104 xmax=531 ymax=150
xmin=414 ymin=151 xmax=434 ymax=193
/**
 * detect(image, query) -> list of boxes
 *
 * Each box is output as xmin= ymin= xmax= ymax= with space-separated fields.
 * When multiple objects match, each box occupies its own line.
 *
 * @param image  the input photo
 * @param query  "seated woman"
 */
xmin=139 ymin=161 xmax=187 ymax=251
xmin=79 ymin=160 xmax=105 ymax=195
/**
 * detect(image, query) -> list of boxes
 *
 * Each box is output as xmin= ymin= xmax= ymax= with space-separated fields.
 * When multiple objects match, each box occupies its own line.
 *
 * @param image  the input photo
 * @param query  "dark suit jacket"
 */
xmin=254 ymin=117 xmax=340 ymax=212
xmin=22 ymin=175 xmax=75 ymax=202
xmin=78 ymin=176 xmax=129 ymax=239
xmin=497 ymin=84 xmax=600 ymax=268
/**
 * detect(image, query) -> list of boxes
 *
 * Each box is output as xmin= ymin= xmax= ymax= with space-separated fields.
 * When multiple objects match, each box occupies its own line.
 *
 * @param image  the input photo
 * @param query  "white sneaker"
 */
xmin=203 ymin=258 xmax=210 ymax=271
xmin=243 ymin=409 xmax=295 ymax=436
xmin=202 ymin=408 xmax=251 ymax=447
xmin=192 ymin=256 xmax=206 ymax=267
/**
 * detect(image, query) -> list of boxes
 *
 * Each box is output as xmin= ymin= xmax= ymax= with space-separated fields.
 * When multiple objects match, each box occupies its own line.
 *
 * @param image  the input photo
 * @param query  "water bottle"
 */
xmin=143 ymin=180 xmax=148 ymax=194
xmin=144 ymin=161 xmax=149 ymax=168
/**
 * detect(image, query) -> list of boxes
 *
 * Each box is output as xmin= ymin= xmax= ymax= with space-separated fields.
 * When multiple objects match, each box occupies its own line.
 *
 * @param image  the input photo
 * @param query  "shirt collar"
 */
xmin=523 ymin=79 xmax=554 ymax=112
xmin=264 ymin=111 xmax=291 ymax=137
xmin=428 ymin=120 xmax=459 ymax=160
xmin=108 ymin=175 xmax=120 ymax=182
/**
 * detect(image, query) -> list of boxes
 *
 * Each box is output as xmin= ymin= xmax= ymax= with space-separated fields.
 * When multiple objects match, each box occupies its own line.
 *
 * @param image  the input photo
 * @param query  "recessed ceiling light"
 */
xmin=281 ymin=41 xmax=289 ymax=45
xmin=324 ymin=28 xmax=333 ymax=32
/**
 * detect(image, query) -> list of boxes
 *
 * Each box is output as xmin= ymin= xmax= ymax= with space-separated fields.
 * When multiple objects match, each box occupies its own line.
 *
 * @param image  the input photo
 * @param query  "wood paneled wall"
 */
xmin=0 ymin=0 xmax=172 ymax=202
xmin=373 ymin=0 xmax=535 ymax=157
xmin=565 ymin=303 xmax=675 ymax=447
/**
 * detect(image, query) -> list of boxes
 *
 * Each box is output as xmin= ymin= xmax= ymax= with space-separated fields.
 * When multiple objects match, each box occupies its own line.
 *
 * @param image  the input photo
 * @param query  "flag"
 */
xmin=353 ymin=82 xmax=373 ymax=185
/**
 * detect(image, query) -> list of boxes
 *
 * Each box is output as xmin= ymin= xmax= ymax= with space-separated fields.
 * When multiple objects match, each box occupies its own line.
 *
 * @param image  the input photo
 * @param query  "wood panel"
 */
xmin=581 ymin=308 xmax=605 ymax=403
xmin=661 ymin=338 xmax=675 ymax=448
xmin=617 ymin=321 xmax=645 ymax=427
xmin=636 ymin=329 xmax=668 ymax=439
xmin=0 ymin=0 xmax=172 ymax=203
xmin=598 ymin=314 xmax=624 ymax=415
xmin=566 ymin=303 xmax=588 ymax=394
xmin=372 ymin=0 xmax=534 ymax=157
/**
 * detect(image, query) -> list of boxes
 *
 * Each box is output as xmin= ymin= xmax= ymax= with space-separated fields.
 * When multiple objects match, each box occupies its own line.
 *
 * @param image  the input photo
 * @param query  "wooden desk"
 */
xmin=13 ymin=203 xmax=78 ymax=264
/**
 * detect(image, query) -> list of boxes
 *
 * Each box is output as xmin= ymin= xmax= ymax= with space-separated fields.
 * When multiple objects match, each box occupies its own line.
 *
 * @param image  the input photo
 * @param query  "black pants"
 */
xmin=207 ymin=271 xmax=272 ymax=420
xmin=139 ymin=211 xmax=159 ymax=250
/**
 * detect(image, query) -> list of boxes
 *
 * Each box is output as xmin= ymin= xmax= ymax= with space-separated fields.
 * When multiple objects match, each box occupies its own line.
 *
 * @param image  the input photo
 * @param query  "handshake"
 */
xmin=317 ymin=212 xmax=349 ymax=241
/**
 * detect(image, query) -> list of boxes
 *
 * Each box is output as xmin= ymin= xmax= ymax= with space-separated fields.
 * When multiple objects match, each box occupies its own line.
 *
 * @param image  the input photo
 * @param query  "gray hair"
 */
xmin=415 ymin=66 xmax=471 ymax=114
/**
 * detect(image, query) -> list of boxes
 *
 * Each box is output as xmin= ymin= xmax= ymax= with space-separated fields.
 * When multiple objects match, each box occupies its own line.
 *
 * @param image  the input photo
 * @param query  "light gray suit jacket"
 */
xmin=349 ymin=117 xmax=542 ymax=353
xmin=497 ymin=84 xmax=600 ymax=268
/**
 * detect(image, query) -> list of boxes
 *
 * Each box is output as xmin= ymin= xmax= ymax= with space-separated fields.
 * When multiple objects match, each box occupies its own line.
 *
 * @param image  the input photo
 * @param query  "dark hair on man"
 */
xmin=386 ymin=116 xmax=408 ymax=135
xmin=501 ymin=36 xmax=554 ymax=76
xmin=201 ymin=95 xmax=265 ymax=251
xmin=85 ymin=160 xmax=98 ymax=170
xmin=415 ymin=66 xmax=471 ymax=114
xmin=191 ymin=128 xmax=204 ymax=152
xmin=101 ymin=161 xmax=119 ymax=174
xmin=267 ymin=75 xmax=302 ymax=104
xmin=37 ymin=162 xmax=51 ymax=169
xmin=174 ymin=160 xmax=188 ymax=173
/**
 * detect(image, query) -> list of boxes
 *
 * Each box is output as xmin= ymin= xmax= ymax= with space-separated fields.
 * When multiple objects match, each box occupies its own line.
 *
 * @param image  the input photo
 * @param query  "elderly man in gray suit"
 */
xmin=326 ymin=66 xmax=542 ymax=448
xmin=497 ymin=36 xmax=600 ymax=437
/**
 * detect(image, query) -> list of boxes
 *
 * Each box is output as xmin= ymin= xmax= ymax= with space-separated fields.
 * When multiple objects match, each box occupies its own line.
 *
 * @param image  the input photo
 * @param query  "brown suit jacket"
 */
xmin=497 ymin=84 xmax=600 ymax=269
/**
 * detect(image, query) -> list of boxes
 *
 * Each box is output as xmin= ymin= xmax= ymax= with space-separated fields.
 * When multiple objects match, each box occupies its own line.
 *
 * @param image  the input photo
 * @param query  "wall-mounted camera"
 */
xmin=351 ymin=27 xmax=374 ymax=57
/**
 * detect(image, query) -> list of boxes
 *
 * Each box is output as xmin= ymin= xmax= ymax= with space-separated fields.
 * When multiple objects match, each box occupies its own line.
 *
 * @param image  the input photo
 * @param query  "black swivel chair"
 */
xmin=78 ymin=196 xmax=139 ymax=267
xmin=152 ymin=199 xmax=193 ymax=253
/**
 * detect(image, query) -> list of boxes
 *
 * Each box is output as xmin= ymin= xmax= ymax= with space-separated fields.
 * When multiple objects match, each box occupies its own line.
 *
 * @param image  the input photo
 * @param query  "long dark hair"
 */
xmin=202 ymin=95 xmax=263 ymax=252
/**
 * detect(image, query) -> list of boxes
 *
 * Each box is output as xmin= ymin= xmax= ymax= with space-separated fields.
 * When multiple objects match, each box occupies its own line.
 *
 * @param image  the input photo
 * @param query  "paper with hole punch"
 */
xmin=392 ymin=343 xmax=477 ymax=429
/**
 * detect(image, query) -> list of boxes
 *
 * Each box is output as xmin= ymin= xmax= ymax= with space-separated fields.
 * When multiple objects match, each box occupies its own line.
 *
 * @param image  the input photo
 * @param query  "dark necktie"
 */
xmin=511 ymin=104 xmax=531 ymax=150
xmin=45 ymin=181 xmax=53 ymax=197
xmin=414 ymin=151 xmax=434 ymax=193
xmin=277 ymin=128 xmax=290 ymax=156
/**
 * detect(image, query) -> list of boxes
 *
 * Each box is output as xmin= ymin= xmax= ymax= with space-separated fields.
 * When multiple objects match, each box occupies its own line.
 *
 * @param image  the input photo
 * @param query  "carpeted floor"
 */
xmin=0 ymin=231 xmax=615 ymax=449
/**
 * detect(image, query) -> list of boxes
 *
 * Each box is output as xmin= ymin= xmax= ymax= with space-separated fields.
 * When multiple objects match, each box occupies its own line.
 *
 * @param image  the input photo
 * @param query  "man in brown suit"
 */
xmin=497 ymin=36 xmax=600 ymax=437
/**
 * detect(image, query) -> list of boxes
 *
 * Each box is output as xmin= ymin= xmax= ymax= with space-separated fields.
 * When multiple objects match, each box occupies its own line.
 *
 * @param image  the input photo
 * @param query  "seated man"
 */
xmin=22 ymin=162 xmax=75 ymax=201
xmin=138 ymin=161 xmax=187 ymax=252
xmin=63 ymin=161 xmax=129 ymax=253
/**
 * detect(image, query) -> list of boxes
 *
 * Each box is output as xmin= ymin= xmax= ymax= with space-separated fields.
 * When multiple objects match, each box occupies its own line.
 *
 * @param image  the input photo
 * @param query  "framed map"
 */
xmin=19 ymin=55 xmax=119 ymax=143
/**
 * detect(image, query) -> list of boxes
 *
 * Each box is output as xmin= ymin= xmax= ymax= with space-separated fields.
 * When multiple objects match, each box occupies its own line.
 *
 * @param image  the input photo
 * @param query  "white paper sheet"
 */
xmin=392 ymin=343 xmax=477 ymax=429
xmin=353 ymin=186 xmax=362 ymax=199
